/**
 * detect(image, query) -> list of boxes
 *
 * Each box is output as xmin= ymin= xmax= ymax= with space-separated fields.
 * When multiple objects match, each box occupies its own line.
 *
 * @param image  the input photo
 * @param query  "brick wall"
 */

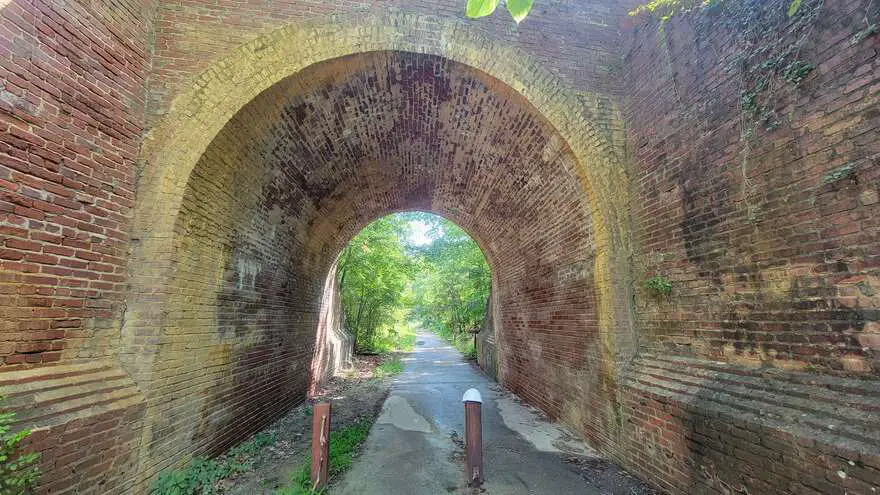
xmin=618 ymin=0 xmax=880 ymax=492
xmin=1 ymin=0 xmax=877 ymax=493
xmin=0 ymin=1 xmax=155 ymax=489
xmin=0 ymin=0 xmax=156 ymax=367
xmin=2 ymin=361 xmax=145 ymax=493
xmin=625 ymin=0 xmax=879 ymax=375
xmin=0 ymin=1 xmax=157 ymax=492
xmin=311 ymin=260 xmax=354 ymax=391
xmin=146 ymin=0 xmax=632 ymax=125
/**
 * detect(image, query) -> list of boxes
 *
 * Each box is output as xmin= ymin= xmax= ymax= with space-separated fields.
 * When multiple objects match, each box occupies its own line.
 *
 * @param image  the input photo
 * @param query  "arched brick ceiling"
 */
xmin=186 ymin=50 xmax=594 ymax=280
xmin=148 ymin=50 xmax=600 ymax=465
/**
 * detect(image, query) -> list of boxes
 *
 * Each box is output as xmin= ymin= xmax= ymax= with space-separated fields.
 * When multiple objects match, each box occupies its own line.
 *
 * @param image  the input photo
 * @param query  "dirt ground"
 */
xmin=219 ymin=355 xmax=393 ymax=494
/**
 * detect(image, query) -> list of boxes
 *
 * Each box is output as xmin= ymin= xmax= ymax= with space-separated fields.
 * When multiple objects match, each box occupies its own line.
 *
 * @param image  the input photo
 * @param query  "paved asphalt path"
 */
xmin=335 ymin=331 xmax=646 ymax=494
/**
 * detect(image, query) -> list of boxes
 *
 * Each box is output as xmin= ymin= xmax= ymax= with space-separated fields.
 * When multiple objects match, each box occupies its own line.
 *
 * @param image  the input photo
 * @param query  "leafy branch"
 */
xmin=465 ymin=0 xmax=534 ymax=23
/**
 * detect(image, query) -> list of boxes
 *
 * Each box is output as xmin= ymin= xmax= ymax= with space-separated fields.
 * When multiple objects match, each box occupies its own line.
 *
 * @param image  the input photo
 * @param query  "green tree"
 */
xmin=336 ymin=212 xmax=491 ymax=357
xmin=406 ymin=214 xmax=491 ymax=350
xmin=337 ymin=216 xmax=416 ymax=353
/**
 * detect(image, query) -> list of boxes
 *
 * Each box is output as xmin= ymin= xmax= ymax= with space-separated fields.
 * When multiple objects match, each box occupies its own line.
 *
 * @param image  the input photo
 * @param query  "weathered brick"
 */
xmin=2 ymin=0 xmax=877 ymax=494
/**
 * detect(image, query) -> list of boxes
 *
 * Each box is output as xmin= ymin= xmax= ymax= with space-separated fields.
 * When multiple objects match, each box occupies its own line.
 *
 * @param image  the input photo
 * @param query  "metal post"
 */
xmin=462 ymin=388 xmax=483 ymax=487
xmin=311 ymin=401 xmax=331 ymax=490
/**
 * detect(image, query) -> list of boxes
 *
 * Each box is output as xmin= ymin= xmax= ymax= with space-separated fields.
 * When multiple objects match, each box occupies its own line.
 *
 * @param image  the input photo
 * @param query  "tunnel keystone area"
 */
xmin=0 ymin=0 xmax=879 ymax=494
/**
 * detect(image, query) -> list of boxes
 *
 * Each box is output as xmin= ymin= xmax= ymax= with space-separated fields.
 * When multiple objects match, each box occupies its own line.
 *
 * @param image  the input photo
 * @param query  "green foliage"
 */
xmin=857 ymin=281 xmax=876 ymax=297
xmin=151 ymin=433 xmax=276 ymax=495
xmin=337 ymin=213 xmax=490 ymax=357
xmin=787 ymin=0 xmax=802 ymax=17
xmin=780 ymin=61 xmax=814 ymax=85
xmin=645 ymin=275 xmax=673 ymax=296
xmin=373 ymin=356 xmax=404 ymax=377
xmin=851 ymin=22 xmax=878 ymax=44
xmin=277 ymin=420 xmax=373 ymax=495
xmin=466 ymin=0 xmax=499 ymax=19
xmin=435 ymin=325 xmax=478 ymax=360
xmin=466 ymin=0 xmax=533 ymax=23
xmin=506 ymin=0 xmax=534 ymax=23
xmin=337 ymin=217 xmax=417 ymax=353
xmin=408 ymin=214 xmax=491 ymax=346
xmin=459 ymin=337 xmax=478 ymax=360
xmin=0 ymin=396 xmax=40 ymax=495
xmin=398 ymin=333 xmax=417 ymax=352
xmin=324 ymin=421 xmax=371 ymax=475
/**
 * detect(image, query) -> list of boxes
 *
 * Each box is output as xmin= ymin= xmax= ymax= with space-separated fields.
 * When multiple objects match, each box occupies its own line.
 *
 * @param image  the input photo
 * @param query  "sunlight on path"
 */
xmin=332 ymin=331 xmax=641 ymax=494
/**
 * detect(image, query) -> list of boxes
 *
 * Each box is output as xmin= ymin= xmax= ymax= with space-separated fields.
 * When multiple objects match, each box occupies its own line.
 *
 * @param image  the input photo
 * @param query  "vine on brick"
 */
xmin=645 ymin=275 xmax=673 ymax=296
xmin=630 ymin=0 xmax=822 ymax=139
xmin=630 ymin=0 xmax=825 ymax=224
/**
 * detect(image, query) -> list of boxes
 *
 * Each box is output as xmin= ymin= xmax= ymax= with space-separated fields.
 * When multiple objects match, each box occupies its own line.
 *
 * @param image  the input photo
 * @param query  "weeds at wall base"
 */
xmin=276 ymin=420 xmax=373 ymax=495
xmin=0 ymin=396 xmax=41 ymax=495
xmin=150 ymin=433 xmax=276 ymax=495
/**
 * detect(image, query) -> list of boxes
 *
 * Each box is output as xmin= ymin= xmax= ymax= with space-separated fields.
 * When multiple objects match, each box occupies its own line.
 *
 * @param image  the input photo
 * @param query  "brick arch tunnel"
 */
xmin=8 ymin=1 xmax=878 ymax=493
xmin=126 ymin=47 xmax=624 ymax=483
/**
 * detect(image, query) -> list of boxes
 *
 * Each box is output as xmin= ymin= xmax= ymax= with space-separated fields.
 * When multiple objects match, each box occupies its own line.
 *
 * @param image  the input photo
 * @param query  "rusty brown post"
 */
xmin=311 ymin=401 xmax=331 ymax=490
xmin=462 ymin=388 xmax=483 ymax=486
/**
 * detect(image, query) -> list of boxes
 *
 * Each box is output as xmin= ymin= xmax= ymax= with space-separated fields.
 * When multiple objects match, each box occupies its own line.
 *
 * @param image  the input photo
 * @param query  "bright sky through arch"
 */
xmin=407 ymin=219 xmax=434 ymax=246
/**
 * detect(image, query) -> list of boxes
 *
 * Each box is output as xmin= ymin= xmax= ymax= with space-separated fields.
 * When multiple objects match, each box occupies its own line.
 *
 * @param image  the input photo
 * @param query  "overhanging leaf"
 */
xmin=506 ymin=0 xmax=534 ymax=23
xmin=466 ymin=0 xmax=500 ymax=18
xmin=787 ymin=0 xmax=802 ymax=17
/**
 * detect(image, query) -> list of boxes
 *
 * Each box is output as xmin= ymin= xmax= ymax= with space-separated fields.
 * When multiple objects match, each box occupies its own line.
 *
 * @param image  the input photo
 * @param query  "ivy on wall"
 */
xmin=630 ymin=0 xmax=823 ymax=139
xmin=628 ymin=0 xmax=831 ymax=226
xmin=0 ymin=396 xmax=40 ymax=494
xmin=629 ymin=0 xmax=806 ymax=22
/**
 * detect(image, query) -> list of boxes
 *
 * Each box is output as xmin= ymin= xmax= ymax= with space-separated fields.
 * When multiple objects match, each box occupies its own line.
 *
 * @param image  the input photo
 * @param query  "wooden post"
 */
xmin=462 ymin=389 xmax=483 ymax=486
xmin=310 ymin=402 xmax=331 ymax=490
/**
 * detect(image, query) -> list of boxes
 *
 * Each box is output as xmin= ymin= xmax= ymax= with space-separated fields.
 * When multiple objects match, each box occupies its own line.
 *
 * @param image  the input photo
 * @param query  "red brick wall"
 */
xmin=0 ymin=2 xmax=155 ymax=492
xmin=618 ymin=0 xmax=880 ymax=492
xmin=146 ymin=0 xmax=633 ymax=124
xmin=0 ymin=0 xmax=156 ymax=366
xmin=1 ymin=0 xmax=878 ymax=493
xmin=625 ymin=0 xmax=878 ymax=382
xmin=2 ymin=361 xmax=145 ymax=493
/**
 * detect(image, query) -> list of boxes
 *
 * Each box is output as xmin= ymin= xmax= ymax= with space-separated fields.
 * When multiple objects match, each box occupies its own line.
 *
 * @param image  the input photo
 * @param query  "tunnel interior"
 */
xmin=139 ymin=50 xmax=604 ymax=475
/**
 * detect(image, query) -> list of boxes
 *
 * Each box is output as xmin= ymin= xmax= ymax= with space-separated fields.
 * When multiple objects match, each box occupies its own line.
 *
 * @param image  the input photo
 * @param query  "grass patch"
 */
xmin=373 ymin=356 xmax=404 ymax=377
xmin=277 ymin=419 xmax=373 ymax=494
xmin=151 ymin=433 xmax=276 ymax=495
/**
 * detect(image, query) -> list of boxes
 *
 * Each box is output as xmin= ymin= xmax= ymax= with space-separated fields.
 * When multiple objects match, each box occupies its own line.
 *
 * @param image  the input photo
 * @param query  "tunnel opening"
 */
xmin=312 ymin=211 xmax=492 ymax=373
